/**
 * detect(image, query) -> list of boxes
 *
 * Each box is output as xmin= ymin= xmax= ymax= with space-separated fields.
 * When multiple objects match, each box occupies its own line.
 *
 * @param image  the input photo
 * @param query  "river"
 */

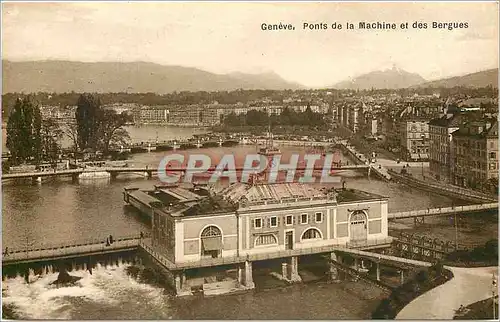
xmin=2 ymin=125 xmax=497 ymax=319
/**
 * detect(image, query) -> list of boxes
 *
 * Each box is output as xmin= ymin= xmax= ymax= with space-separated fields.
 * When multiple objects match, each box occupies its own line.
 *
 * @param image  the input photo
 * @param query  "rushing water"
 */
xmin=2 ymin=126 xmax=496 ymax=319
xmin=1 ymin=263 xmax=386 ymax=320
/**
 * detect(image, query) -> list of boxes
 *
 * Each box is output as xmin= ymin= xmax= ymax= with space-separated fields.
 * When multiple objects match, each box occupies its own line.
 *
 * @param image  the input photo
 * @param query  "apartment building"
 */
xmin=399 ymin=118 xmax=430 ymax=161
xmin=450 ymin=119 xmax=498 ymax=190
xmin=428 ymin=114 xmax=463 ymax=182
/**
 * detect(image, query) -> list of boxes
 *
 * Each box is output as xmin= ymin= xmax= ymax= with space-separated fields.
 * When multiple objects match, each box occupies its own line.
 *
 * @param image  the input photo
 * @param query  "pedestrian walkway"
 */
xmin=396 ymin=266 xmax=498 ymax=319
xmin=335 ymin=138 xmax=392 ymax=180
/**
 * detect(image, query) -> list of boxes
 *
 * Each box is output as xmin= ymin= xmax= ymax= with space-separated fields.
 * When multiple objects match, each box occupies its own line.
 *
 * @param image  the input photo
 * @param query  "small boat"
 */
xmin=221 ymin=140 xmax=239 ymax=147
xmin=202 ymin=141 xmax=219 ymax=148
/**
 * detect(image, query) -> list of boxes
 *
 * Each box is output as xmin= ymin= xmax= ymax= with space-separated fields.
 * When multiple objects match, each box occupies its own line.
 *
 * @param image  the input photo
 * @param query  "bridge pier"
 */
xmin=329 ymin=252 xmax=339 ymax=281
xmin=414 ymin=216 xmax=425 ymax=227
xmin=243 ymin=260 xmax=255 ymax=288
xmin=289 ymin=256 xmax=301 ymax=282
xmin=353 ymin=257 xmax=359 ymax=270
xmin=376 ymin=262 xmax=381 ymax=281
xmin=400 ymin=270 xmax=405 ymax=284
xmin=71 ymin=173 xmax=79 ymax=183
xmin=174 ymin=271 xmax=191 ymax=296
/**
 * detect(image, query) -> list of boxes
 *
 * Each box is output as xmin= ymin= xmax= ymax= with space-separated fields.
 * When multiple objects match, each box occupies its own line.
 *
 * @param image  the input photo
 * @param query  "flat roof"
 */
xmin=336 ymin=188 xmax=387 ymax=203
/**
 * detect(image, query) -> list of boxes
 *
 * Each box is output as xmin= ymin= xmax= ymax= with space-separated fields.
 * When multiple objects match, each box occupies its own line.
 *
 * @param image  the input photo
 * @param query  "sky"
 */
xmin=2 ymin=1 xmax=499 ymax=88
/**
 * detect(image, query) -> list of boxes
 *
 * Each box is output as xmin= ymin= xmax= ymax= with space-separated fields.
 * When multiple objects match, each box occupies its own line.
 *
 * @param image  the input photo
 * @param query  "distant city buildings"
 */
xmin=450 ymin=119 xmax=498 ymax=191
xmin=399 ymin=119 xmax=430 ymax=161
xmin=429 ymin=113 xmax=463 ymax=182
xmin=131 ymin=102 xmax=330 ymax=126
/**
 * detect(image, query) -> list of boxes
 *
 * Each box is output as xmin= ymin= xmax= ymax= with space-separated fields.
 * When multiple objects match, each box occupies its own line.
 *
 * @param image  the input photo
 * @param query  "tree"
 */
xmin=97 ymin=110 xmax=131 ymax=154
xmin=76 ymin=93 xmax=101 ymax=151
xmin=40 ymin=118 xmax=63 ymax=167
xmin=6 ymin=97 xmax=42 ymax=165
xmin=64 ymin=121 xmax=80 ymax=153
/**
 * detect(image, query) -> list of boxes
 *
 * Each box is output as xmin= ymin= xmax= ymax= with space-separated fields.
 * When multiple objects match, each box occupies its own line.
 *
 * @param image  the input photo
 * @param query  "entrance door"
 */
xmin=285 ymin=231 xmax=294 ymax=250
xmin=350 ymin=211 xmax=367 ymax=243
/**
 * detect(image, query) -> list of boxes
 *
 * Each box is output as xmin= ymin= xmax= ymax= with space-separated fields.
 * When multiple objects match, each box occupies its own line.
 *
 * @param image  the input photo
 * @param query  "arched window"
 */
xmin=350 ymin=210 xmax=366 ymax=223
xmin=200 ymin=225 xmax=222 ymax=258
xmin=301 ymin=228 xmax=322 ymax=240
xmin=201 ymin=225 xmax=221 ymax=237
xmin=255 ymin=234 xmax=278 ymax=246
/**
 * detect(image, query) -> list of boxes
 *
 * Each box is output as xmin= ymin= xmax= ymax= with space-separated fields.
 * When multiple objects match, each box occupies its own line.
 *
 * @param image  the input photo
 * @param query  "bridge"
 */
xmin=388 ymin=202 xmax=498 ymax=220
xmin=389 ymin=170 xmax=497 ymax=203
xmin=2 ymin=236 xmax=141 ymax=266
xmin=1 ymin=164 xmax=370 ymax=181
xmin=332 ymin=138 xmax=392 ymax=181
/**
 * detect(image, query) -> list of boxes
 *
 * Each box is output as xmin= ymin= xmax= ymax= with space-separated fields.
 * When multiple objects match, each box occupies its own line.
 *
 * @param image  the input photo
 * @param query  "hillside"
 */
xmin=331 ymin=67 xmax=426 ymax=90
xmin=415 ymin=69 xmax=498 ymax=88
xmin=2 ymin=60 xmax=304 ymax=94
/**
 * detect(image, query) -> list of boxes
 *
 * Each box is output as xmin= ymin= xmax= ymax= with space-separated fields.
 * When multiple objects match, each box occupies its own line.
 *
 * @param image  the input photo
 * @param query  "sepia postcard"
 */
xmin=1 ymin=1 xmax=499 ymax=320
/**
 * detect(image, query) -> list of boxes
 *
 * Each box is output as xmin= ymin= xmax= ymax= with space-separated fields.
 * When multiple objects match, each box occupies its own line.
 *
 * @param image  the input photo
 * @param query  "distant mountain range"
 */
xmin=414 ymin=68 xmax=498 ymax=88
xmin=331 ymin=66 xmax=426 ymax=90
xmin=2 ymin=60 xmax=497 ymax=94
xmin=2 ymin=60 xmax=304 ymax=94
xmin=330 ymin=67 xmax=498 ymax=90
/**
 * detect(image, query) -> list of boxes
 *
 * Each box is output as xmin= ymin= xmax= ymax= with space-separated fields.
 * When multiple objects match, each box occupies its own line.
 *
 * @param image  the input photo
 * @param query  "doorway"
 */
xmin=285 ymin=231 xmax=294 ymax=250
xmin=350 ymin=211 xmax=367 ymax=242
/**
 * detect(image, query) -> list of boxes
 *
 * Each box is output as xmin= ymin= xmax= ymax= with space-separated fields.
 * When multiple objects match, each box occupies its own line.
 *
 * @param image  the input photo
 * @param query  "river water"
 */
xmin=2 ymin=126 xmax=497 ymax=319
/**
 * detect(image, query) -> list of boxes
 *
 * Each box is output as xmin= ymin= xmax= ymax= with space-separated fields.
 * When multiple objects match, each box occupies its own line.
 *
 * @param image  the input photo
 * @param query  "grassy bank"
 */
xmin=454 ymin=296 xmax=499 ymax=319
xmin=444 ymin=239 xmax=498 ymax=267
xmin=371 ymin=262 xmax=454 ymax=319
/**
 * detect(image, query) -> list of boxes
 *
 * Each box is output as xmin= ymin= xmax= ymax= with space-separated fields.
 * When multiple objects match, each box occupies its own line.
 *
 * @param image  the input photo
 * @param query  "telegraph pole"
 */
xmin=454 ymin=213 xmax=458 ymax=250
xmin=493 ymin=273 xmax=497 ymax=320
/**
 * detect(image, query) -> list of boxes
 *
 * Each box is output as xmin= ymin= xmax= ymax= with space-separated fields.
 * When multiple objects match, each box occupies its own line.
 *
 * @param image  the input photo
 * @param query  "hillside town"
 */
xmin=4 ymin=85 xmax=497 ymax=194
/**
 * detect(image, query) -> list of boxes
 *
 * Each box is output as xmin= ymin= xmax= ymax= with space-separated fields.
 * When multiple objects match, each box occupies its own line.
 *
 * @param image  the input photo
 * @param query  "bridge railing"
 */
xmin=140 ymin=237 xmax=394 ymax=270
xmin=389 ymin=203 xmax=498 ymax=219
xmin=2 ymin=238 xmax=141 ymax=263
xmin=389 ymin=170 xmax=497 ymax=201
xmin=3 ymin=234 xmax=143 ymax=255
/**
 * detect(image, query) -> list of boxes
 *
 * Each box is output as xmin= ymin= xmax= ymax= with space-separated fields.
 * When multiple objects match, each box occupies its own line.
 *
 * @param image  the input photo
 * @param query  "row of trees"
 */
xmin=222 ymin=107 xmax=327 ymax=127
xmin=5 ymin=94 xmax=130 ymax=166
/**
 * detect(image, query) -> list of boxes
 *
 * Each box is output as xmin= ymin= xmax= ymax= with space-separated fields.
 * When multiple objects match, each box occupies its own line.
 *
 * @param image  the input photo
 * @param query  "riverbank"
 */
xmin=396 ymin=266 xmax=498 ymax=319
xmin=372 ymin=263 xmax=453 ymax=319
xmin=453 ymin=296 xmax=499 ymax=319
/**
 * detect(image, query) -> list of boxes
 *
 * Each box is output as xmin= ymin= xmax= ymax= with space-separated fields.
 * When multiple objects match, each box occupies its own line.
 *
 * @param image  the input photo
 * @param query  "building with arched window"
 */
xmin=125 ymin=182 xmax=391 ymax=294
xmin=127 ymin=182 xmax=390 ymax=263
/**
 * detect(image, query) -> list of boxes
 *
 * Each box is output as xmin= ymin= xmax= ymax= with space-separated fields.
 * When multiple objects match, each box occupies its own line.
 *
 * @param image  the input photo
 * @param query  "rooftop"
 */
xmin=451 ymin=119 xmax=498 ymax=139
xmin=335 ymin=188 xmax=387 ymax=203
xmin=145 ymin=182 xmax=388 ymax=217
xmin=220 ymin=182 xmax=328 ymax=205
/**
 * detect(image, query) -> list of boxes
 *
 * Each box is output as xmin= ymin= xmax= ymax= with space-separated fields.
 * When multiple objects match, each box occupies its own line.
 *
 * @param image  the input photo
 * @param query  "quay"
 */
xmin=389 ymin=170 xmax=497 ymax=203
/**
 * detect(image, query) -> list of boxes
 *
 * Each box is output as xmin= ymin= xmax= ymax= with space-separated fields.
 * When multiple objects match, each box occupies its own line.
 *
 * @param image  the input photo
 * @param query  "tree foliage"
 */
xmin=76 ymin=93 xmax=102 ymax=151
xmin=6 ymin=97 xmax=42 ymax=165
xmin=74 ymin=93 xmax=131 ymax=154
xmin=40 ymin=118 xmax=63 ymax=166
